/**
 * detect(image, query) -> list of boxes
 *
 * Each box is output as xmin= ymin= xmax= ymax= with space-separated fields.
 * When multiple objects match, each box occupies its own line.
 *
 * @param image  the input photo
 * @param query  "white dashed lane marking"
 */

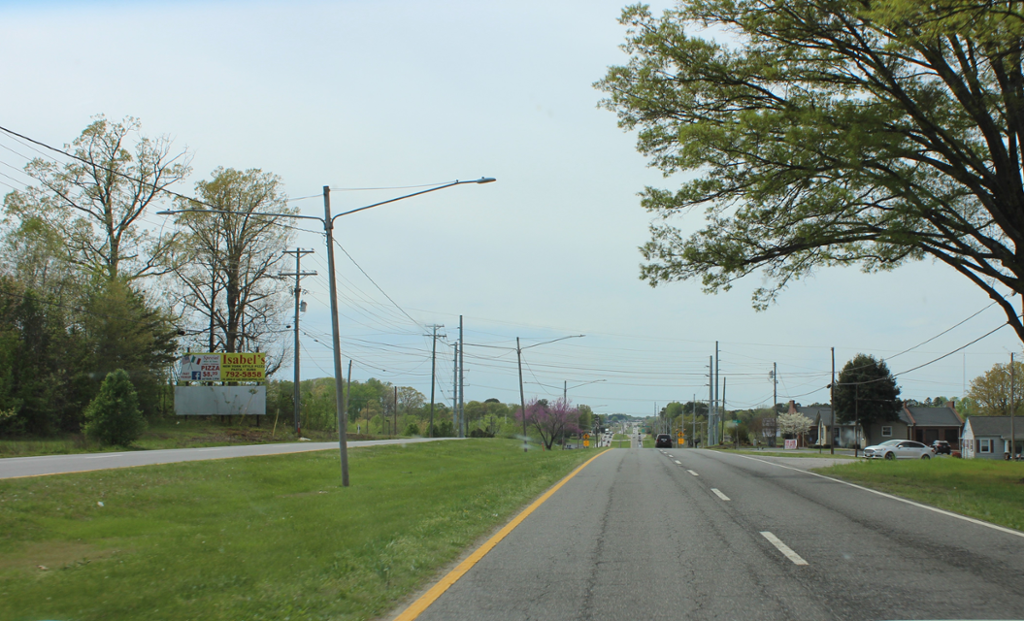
xmin=760 ymin=531 xmax=809 ymax=565
xmin=687 ymin=470 xmax=699 ymax=476
xmin=711 ymin=488 xmax=730 ymax=501
xmin=673 ymin=460 xmax=682 ymax=465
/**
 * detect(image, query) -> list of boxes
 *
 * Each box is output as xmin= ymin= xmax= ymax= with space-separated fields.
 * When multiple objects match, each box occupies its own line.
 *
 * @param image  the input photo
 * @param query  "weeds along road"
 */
xmin=404 ymin=447 xmax=1024 ymax=621
xmin=0 ymin=438 xmax=459 ymax=479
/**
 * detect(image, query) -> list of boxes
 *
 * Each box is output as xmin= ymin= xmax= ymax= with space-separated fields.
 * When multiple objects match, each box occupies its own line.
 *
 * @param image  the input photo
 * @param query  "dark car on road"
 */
xmin=655 ymin=434 xmax=672 ymax=448
xmin=931 ymin=440 xmax=951 ymax=455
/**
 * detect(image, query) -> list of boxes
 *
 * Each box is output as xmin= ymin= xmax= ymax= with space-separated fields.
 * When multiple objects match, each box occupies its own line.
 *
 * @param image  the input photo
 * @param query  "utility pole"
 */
xmin=280 ymin=249 xmax=316 ymax=435
xmin=393 ymin=386 xmax=398 ymax=437
xmin=708 ymin=356 xmax=714 ymax=445
xmin=517 ymin=338 xmax=527 ymax=453
xmin=830 ymin=347 xmax=836 ymax=455
xmin=772 ymin=361 xmax=778 ymax=447
xmin=342 ymin=359 xmax=352 ymax=434
xmin=459 ymin=315 xmax=465 ymax=438
xmin=1011 ymin=352 xmax=1016 ymax=459
xmin=723 ymin=377 xmax=728 ymax=446
xmin=692 ymin=393 xmax=696 ymax=448
xmin=426 ymin=324 xmax=443 ymax=437
xmin=773 ymin=362 xmax=778 ymax=412
xmin=715 ymin=341 xmax=719 ymax=446
xmin=453 ymin=343 xmax=459 ymax=432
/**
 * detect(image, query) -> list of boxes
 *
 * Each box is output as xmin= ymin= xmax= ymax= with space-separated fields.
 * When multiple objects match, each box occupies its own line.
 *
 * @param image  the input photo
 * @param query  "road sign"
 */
xmin=584 ymin=440 xmax=590 ymax=448
xmin=583 ymin=433 xmax=590 ymax=440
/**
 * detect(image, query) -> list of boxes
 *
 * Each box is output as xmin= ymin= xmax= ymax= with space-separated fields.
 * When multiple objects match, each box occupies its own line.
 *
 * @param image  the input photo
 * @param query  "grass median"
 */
xmin=0 ymin=439 xmax=603 ymax=621
xmin=813 ymin=458 xmax=1024 ymax=532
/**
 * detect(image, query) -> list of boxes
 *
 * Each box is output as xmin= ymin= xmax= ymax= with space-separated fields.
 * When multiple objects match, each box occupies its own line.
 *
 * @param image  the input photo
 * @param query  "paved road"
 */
xmin=0 ymin=437 xmax=456 ymax=479
xmin=409 ymin=447 xmax=1024 ymax=621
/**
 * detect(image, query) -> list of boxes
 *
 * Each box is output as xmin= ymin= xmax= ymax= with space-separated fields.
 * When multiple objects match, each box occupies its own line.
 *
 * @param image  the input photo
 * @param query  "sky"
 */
xmin=2 ymin=0 xmax=1022 ymax=419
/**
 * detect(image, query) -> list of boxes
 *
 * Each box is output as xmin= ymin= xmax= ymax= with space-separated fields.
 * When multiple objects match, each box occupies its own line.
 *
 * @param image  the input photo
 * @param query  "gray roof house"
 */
xmin=788 ymin=401 xmax=963 ymax=449
xmin=961 ymin=416 xmax=1024 ymax=459
xmin=861 ymin=404 xmax=964 ymax=449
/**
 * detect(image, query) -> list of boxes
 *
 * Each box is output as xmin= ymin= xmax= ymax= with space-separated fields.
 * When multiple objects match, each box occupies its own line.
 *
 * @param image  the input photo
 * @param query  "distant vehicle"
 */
xmin=862 ymin=439 xmax=935 ymax=460
xmin=655 ymin=434 xmax=672 ymax=448
xmin=931 ymin=440 xmax=951 ymax=455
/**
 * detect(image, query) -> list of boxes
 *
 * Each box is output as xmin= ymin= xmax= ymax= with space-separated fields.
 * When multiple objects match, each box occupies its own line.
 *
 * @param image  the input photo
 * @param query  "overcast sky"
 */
xmin=2 ymin=0 xmax=1021 ymax=418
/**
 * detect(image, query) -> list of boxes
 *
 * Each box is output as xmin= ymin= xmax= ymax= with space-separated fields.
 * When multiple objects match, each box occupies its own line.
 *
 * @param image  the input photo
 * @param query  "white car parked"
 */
xmin=862 ymin=439 xmax=935 ymax=460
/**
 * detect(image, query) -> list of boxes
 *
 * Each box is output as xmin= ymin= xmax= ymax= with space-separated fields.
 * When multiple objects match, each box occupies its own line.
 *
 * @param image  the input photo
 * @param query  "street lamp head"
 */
xmin=475 ymin=177 xmax=496 ymax=184
xmin=156 ymin=210 xmax=175 ymax=216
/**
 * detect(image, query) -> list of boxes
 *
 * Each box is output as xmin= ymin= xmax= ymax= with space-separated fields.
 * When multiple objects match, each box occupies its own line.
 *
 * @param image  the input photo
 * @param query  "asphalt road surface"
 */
xmin=0 ymin=437 xmax=455 ymax=479
xmin=407 ymin=447 xmax=1024 ymax=621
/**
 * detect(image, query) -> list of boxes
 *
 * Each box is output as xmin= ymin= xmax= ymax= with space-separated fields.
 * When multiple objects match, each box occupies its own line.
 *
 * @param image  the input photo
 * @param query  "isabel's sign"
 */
xmin=179 ymin=353 xmax=265 ymax=382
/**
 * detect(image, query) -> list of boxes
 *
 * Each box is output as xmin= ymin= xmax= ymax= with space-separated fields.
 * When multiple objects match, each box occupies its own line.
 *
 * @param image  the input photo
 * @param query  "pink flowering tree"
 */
xmin=515 ymin=397 xmax=581 ymax=450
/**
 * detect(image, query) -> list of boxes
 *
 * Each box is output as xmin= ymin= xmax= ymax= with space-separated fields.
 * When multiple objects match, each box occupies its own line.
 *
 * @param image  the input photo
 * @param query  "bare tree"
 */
xmin=172 ymin=167 xmax=292 ymax=363
xmin=5 ymin=115 xmax=192 ymax=282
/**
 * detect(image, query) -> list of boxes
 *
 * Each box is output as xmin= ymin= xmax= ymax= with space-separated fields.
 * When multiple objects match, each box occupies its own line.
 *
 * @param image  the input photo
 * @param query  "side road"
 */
xmin=0 ymin=437 xmax=459 ymax=479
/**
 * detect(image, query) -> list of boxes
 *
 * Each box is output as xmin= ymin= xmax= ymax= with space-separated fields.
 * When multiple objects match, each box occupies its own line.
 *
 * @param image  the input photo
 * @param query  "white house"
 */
xmin=961 ymin=416 xmax=1024 ymax=459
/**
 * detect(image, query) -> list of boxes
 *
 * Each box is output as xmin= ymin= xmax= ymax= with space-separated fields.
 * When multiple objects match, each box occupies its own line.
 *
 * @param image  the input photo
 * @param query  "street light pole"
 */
xmin=159 ymin=177 xmax=495 ymax=486
xmin=323 ymin=186 xmax=350 ymax=486
xmin=518 ymin=337 xmax=527 ymax=453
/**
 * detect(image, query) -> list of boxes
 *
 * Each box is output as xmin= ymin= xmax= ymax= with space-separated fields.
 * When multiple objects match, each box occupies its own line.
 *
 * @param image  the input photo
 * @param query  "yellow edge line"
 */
xmin=393 ymin=449 xmax=611 ymax=621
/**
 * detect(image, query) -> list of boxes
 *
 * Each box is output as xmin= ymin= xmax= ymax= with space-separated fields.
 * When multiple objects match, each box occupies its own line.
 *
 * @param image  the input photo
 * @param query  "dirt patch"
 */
xmin=0 ymin=541 xmax=119 ymax=572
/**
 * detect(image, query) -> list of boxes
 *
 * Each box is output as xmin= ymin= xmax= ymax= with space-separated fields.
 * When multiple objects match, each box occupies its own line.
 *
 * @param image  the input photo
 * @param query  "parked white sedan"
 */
xmin=863 ymin=439 xmax=935 ymax=460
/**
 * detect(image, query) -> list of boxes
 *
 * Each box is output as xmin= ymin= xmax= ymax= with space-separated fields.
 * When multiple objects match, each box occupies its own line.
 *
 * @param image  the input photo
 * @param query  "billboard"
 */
xmin=178 ymin=353 xmax=265 ymax=382
xmin=174 ymin=386 xmax=266 ymax=415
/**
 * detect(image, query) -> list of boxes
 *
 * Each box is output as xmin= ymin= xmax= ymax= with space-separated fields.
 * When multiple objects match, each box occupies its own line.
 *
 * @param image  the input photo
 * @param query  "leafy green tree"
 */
xmin=5 ymin=115 xmax=191 ymax=282
xmin=834 ymin=354 xmax=901 ymax=427
xmin=597 ymin=2 xmax=1024 ymax=341
xmin=84 ymin=369 xmax=147 ymax=446
xmin=956 ymin=395 xmax=978 ymax=417
xmin=967 ymin=361 xmax=1024 ymax=416
xmin=0 ymin=277 xmax=90 ymax=435
xmin=577 ymin=404 xmax=594 ymax=432
xmin=82 ymin=279 xmax=179 ymax=420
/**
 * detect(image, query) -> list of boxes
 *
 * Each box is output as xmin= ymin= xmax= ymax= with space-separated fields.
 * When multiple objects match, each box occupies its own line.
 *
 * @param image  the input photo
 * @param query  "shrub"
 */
xmin=404 ymin=422 xmax=421 ymax=436
xmin=83 ymin=369 xmax=147 ymax=446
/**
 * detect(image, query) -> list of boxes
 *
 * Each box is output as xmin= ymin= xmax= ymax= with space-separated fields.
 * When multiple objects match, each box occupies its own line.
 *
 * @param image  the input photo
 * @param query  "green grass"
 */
xmin=711 ymin=448 xmax=856 ymax=459
xmin=0 ymin=419 xmax=375 ymax=458
xmin=641 ymin=436 xmax=654 ymax=448
xmin=0 ymin=439 xmax=602 ymax=621
xmin=813 ymin=458 xmax=1024 ymax=532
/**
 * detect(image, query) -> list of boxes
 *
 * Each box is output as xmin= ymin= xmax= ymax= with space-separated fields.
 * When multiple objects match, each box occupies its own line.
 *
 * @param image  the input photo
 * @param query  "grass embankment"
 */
xmin=814 ymin=458 xmax=1024 ymax=532
xmin=0 ymin=419 xmax=376 ymax=458
xmin=0 ymin=439 xmax=601 ymax=621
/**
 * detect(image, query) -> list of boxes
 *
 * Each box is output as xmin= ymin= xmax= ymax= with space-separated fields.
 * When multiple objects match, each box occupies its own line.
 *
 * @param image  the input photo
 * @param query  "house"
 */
xmin=961 ymin=416 xmax=1024 ymax=459
xmin=786 ymin=403 xmax=861 ymax=448
xmin=863 ymin=403 xmax=964 ymax=449
xmin=788 ymin=401 xmax=962 ymax=449
xmin=902 ymin=404 xmax=964 ymax=448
